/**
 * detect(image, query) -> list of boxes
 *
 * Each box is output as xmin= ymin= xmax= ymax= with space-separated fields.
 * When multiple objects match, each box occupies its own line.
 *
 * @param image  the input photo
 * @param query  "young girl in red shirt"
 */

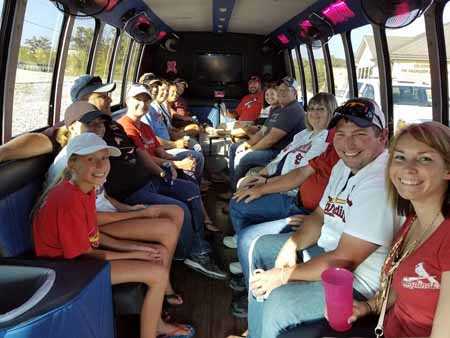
xmin=33 ymin=133 xmax=194 ymax=338
xmin=346 ymin=122 xmax=450 ymax=338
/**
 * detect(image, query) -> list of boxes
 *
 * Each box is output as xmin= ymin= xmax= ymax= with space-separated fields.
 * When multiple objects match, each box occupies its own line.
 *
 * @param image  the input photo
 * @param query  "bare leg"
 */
xmin=100 ymin=205 xmax=184 ymax=297
xmin=111 ymin=260 xmax=191 ymax=338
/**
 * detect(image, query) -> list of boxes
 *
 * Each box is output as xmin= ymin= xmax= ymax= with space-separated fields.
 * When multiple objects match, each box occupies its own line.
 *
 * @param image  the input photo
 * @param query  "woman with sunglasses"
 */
xmin=342 ymin=122 xmax=450 ymax=338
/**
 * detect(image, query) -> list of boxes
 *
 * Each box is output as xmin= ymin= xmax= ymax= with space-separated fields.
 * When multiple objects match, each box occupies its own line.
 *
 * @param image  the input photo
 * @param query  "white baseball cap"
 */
xmin=127 ymin=83 xmax=151 ymax=98
xmin=67 ymin=133 xmax=121 ymax=159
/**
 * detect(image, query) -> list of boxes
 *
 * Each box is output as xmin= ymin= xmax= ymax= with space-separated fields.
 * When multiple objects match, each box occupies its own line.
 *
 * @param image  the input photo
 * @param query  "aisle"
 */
xmin=117 ymin=156 xmax=247 ymax=338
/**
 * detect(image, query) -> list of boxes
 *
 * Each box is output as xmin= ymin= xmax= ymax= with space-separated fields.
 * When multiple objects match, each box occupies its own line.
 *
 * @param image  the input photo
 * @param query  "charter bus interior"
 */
xmin=0 ymin=0 xmax=449 ymax=337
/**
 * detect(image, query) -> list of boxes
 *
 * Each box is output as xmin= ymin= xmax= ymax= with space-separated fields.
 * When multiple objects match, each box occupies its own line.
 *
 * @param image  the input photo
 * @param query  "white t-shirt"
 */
xmin=265 ymin=129 xmax=329 ymax=196
xmin=318 ymin=150 xmax=395 ymax=298
xmin=46 ymin=146 xmax=117 ymax=212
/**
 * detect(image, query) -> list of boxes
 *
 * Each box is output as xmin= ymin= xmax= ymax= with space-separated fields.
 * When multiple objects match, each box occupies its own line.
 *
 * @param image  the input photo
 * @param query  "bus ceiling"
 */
xmin=49 ymin=0 xmax=434 ymax=52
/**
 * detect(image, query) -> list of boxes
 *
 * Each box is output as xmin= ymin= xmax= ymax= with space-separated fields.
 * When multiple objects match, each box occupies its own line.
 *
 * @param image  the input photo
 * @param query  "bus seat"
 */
xmin=112 ymin=107 xmax=127 ymax=121
xmin=0 ymin=155 xmax=145 ymax=318
xmin=0 ymin=258 xmax=114 ymax=338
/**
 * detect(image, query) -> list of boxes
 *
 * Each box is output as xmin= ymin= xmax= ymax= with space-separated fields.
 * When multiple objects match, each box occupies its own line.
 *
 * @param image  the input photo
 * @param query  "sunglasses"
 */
xmin=334 ymin=101 xmax=383 ymax=128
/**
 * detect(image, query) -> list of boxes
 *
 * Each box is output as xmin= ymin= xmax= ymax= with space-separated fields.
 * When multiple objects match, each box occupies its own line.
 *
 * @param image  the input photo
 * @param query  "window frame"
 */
xmin=294 ymin=45 xmax=307 ymax=107
xmin=86 ymin=18 xmax=101 ymax=75
xmin=322 ymin=42 xmax=334 ymax=95
xmin=307 ymin=45 xmax=319 ymax=94
xmin=342 ymin=31 xmax=358 ymax=99
xmin=0 ymin=0 xmax=19 ymax=142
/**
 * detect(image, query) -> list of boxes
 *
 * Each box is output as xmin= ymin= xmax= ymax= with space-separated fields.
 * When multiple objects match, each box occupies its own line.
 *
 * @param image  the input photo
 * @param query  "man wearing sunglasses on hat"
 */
xmin=229 ymin=98 xmax=396 ymax=338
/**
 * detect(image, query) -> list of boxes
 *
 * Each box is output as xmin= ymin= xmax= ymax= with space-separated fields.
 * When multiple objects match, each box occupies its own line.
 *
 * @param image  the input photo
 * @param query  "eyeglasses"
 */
xmin=334 ymin=100 xmax=383 ymax=128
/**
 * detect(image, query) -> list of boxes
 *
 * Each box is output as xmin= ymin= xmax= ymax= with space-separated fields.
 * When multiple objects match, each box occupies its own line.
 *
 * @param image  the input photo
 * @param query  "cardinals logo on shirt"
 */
xmin=244 ymin=98 xmax=257 ymax=109
xmin=402 ymin=262 xmax=440 ymax=290
xmin=324 ymin=196 xmax=347 ymax=223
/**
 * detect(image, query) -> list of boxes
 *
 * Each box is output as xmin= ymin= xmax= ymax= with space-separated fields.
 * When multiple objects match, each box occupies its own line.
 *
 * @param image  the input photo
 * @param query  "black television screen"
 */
xmin=195 ymin=53 xmax=242 ymax=84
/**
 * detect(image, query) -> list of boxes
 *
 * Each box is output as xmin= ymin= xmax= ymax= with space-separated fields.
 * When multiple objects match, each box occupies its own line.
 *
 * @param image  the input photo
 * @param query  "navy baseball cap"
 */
xmin=328 ymin=98 xmax=386 ymax=130
xmin=70 ymin=75 xmax=116 ymax=102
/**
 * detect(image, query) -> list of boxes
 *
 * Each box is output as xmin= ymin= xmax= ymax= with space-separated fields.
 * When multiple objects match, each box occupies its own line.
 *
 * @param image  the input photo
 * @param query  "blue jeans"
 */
xmin=166 ymin=148 xmax=205 ymax=183
xmin=124 ymin=178 xmax=210 ymax=258
xmin=229 ymin=193 xmax=307 ymax=234
xmin=247 ymin=233 xmax=326 ymax=338
xmin=237 ymin=217 xmax=306 ymax=287
xmin=228 ymin=143 xmax=279 ymax=189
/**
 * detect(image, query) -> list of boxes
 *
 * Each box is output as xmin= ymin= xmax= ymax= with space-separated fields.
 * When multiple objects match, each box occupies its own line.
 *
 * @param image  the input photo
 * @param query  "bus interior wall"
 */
xmin=141 ymin=32 xmax=285 ymax=101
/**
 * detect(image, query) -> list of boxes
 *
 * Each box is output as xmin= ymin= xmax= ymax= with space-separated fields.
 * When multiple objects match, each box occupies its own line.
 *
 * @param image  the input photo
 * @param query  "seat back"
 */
xmin=0 ymin=156 xmax=51 ymax=257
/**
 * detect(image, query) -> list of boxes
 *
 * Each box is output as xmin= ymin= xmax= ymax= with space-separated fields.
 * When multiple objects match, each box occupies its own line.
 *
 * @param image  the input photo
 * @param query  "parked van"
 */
xmin=339 ymin=79 xmax=432 ymax=131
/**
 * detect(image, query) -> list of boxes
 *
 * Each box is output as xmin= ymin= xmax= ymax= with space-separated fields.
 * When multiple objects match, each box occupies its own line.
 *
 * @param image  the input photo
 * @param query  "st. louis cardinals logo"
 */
xmin=402 ymin=262 xmax=440 ymax=290
xmin=244 ymin=97 xmax=257 ymax=109
xmin=324 ymin=196 xmax=347 ymax=222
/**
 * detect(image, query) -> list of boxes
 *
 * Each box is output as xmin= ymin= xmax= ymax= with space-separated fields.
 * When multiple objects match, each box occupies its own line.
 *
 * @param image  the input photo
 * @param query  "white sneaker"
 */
xmin=229 ymin=261 xmax=243 ymax=275
xmin=223 ymin=235 xmax=237 ymax=249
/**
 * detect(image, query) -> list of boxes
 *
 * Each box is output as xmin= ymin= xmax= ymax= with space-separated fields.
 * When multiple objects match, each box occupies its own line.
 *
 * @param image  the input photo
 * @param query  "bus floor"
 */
xmin=117 ymin=155 xmax=247 ymax=338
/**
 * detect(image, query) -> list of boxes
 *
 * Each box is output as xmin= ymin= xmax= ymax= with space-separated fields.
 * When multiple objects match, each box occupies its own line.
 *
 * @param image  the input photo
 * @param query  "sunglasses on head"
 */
xmin=279 ymin=77 xmax=295 ymax=87
xmin=334 ymin=100 xmax=383 ymax=128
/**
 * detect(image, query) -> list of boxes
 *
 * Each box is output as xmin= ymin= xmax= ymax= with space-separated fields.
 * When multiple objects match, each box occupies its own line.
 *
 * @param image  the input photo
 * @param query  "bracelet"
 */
xmin=364 ymin=301 xmax=374 ymax=314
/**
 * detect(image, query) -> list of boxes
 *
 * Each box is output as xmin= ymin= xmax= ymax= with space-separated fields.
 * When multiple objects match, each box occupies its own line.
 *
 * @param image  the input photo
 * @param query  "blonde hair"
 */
xmin=305 ymin=92 xmax=337 ymax=130
xmin=32 ymin=164 xmax=73 ymax=219
xmin=387 ymin=121 xmax=450 ymax=217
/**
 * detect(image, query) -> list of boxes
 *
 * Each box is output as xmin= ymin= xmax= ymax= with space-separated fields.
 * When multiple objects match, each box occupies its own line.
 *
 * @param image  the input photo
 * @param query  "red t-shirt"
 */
xmin=118 ymin=115 xmax=161 ymax=156
xmin=173 ymin=97 xmax=190 ymax=118
xmin=384 ymin=217 xmax=450 ymax=338
xmin=235 ymin=92 xmax=264 ymax=121
xmin=33 ymin=180 xmax=99 ymax=259
xmin=298 ymin=129 xmax=339 ymax=210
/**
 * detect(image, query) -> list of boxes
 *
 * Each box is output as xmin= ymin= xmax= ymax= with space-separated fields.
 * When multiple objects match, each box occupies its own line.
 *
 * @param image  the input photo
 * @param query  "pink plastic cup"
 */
xmin=321 ymin=267 xmax=354 ymax=332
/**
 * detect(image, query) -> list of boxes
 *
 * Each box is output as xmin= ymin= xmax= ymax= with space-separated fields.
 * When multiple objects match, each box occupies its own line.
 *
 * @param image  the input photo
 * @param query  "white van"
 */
xmin=339 ymin=79 xmax=432 ymax=131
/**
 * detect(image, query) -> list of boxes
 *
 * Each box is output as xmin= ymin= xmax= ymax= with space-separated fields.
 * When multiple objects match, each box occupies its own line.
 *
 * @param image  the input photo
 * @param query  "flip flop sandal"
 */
xmin=157 ymin=324 xmax=195 ymax=338
xmin=164 ymin=293 xmax=183 ymax=306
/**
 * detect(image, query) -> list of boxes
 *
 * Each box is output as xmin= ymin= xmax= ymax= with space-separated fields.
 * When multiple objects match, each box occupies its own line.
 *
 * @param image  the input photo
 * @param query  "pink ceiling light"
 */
xmin=277 ymin=33 xmax=290 ymax=45
xmin=158 ymin=31 xmax=168 ymax=40
xmin=322 ymin=1 xmax=355 ymax=25
xmin=299 ymin=19 xmax=313 ymax=39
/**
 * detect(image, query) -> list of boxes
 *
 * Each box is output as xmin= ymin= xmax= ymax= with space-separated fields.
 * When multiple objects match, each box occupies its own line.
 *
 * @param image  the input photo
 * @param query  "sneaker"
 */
xmin=229 ymin=261 xmax=243 ymax=275
xmin=231 ymin=294 xmax=248 ymax=318
xmin=184 ymin=254 xmax=228 ymax=280
xmin=223 ymin=235 xmax=237 ymax=249
xmin=229 ymin=275 xmax=246 ymax=292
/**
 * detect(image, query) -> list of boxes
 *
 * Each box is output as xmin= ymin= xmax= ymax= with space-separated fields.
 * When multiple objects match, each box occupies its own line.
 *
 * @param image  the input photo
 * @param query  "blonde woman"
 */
xmin=33 ymin=133 xmax=195 ymax=338
xmin=229 ymin=93 xmax=337 ymax=235
xmin=343 ymin=122 xmax=450 ymax=338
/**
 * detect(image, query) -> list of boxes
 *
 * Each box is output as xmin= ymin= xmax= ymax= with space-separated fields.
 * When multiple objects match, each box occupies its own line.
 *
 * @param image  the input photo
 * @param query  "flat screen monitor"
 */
xmin=195 ymin=53 xmax=242 ymax=84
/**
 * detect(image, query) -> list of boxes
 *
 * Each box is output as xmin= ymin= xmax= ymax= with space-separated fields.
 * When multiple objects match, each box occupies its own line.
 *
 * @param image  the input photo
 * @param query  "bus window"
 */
xmin=443 ymin=4 xmax=450 ymax=107
xmin=11 ymin=0 xmax=63 ymax=136
xmin=290 ymin=48 xmax=304 ymax=102
xmin=0 ymin=0 xmax=4 ymax=24
xmin=111 ymin=32 xmax=131 ymax=105
xmin=313 ymin=46 xmax=327 ymax=92
xmin=386 ymin=15 xmax=432 ymax=131
xmin=351 ymin=24 xmax=380 ymax=107
xmin=60 ymin=17 xmax=96 ymax=116
xmin=299 ymin=44 xmax=314 ymax=103
xmin=93 ymin=24 xmax=116 ymax=81
xmin=328 ymin=35 xmax=349 ymax=105
xmin=124 ymin=42 xmax=141 ymax=91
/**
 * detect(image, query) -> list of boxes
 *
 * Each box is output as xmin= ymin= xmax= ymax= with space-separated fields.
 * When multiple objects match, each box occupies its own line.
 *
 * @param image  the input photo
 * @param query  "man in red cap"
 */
xmin=227 ymin=75 xmax=264 ymax=122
